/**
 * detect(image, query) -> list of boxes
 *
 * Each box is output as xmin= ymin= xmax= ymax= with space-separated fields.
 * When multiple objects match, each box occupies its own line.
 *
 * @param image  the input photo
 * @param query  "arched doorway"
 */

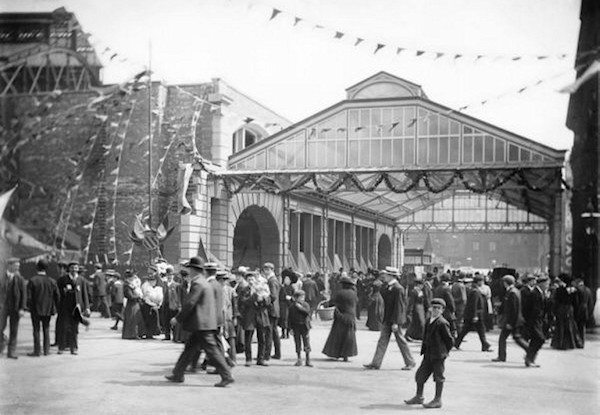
xmin=377 ymin=234 xmax=392 ymax=269
xmin=233 ymin=205 xmax=280 ymax=270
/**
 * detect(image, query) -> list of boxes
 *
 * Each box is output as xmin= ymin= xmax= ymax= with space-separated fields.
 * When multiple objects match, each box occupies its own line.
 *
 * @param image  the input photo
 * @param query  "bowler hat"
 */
xmin=184 ymin=256 xmax=204 ymax=270
xmin=431 ymin=298 xmax=446 ymax=307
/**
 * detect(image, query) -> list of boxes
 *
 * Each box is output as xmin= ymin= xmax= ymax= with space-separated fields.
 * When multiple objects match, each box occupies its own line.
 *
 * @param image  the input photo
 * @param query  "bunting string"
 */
xmin=241 ymin=1 xmax=572 ymax=62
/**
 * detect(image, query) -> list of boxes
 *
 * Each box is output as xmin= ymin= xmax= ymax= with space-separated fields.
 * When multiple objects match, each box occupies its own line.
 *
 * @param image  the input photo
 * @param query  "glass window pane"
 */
xmin=348 ymin=141 xmax=359 ymax=165
xmin=405 ymin=138 xmax=414 ymax=164
xmin=495 ymin=139 xmax=505 ymax=162
xmin=439 ymin=136 xmax=449 ymax=164
xmin=371 ymin=109 xmax=381 ymax=137
xmin=360 ymin=110 xmax=370 ymax=138
xmin=428 ymin=137 xmax=438 ymax=164
xmin=521 ymin=148 xmax=531 ymax=161
xmin=429 ymin=114 xmax=439 ymax=136
xmin=508 ymin=144 xmax=519 ymax=161
xmin=307 ymin=143 xmax=317 ymax=167
xmin=382 ymin=108 xmax=393 ymax=138
xmin=404 ymin=108 xmax=416 ymax=136
xmin=450 ymin=137 xmax=460 ymax=163
xmin=464 ymin=136 xmax=473 ymax=163
xmin=418 ymin=109 xmax=429 ymax=135
xmin=371 ymin=139 xmax=381 ymax=166
xmin=439 ymin=117 xmax=449 ymax=135
xmin=296 ymin=142 xmax=305 ymax=168
xmin=474 ymin=136 xmax=483 ymax=162
xmin=393 ymin=139 xmax=403 ymax=165
xmin=327 ymin=141 xmax=336 ymax=166
xmin=484 ymin=135 xmax=494 ymax=162
xmin=317 ymin=142 xmax=327 ymax=167
xmin=418 ymin=137 xmax=428 ymax=164
xmin=382 ymin=139 xmax=392 ymax=166
xmin=256 ymin=151 xmax=266 ymax=169
xmin=268 ymin=147 xmax=277 ymax=168
xmin=360 ymin=140 xmax=370 ymax=167
xmin=336 ymin=141 xmax=346 ymax=167
xmin=349 ymin=110 xmax=359 ymax=139
xmin=450 ymin=120 xmax=460 ymax=134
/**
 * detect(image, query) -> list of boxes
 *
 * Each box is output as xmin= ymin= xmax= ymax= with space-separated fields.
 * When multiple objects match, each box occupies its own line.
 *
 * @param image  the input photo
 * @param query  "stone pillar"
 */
xmin=210 ymin=195 xmax=231 ymax=265
xmin=281 ymin=195 xmax=290 ymax=270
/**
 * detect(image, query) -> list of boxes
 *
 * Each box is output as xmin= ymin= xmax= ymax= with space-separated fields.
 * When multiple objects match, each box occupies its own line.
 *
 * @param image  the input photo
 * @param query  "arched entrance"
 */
xmin=233 ymin=205 xmax=280 ymax=270
xmin=377 ymin=234 xmax=392 ymax=269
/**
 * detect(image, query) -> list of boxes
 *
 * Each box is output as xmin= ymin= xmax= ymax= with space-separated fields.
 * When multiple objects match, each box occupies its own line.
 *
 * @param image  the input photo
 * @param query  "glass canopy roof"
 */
xmin=222 ymin=72 xmax=566 ymax=224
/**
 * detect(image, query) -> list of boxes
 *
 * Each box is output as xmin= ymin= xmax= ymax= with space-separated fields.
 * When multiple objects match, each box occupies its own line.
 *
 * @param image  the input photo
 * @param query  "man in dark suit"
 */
xmin=363 ymin=267 xmax=415 ymax=370
xmin=92 ymin=263 xmax=110 ymax=318
xmin=423 ymin=273 xmax=433 ymax=319
xmin=302 ymin=273 xmax=320 ymax=318
xmin=454 ymin=276 xmax=492 ymax=352
xmin=524 ymin=275 xmax=549 ymax=367
xmin=0 ymin=257 xmax=27 ymax=359
xmin=492 ymin=275 xmax=529 ymax=363
xmin=27 ymin=258 xmax=60 ymax=357
xmin=433 ymin=273 xmax=457 ymax=340
xmin=405 ymin=298 xmax=454 ymax=409
xmin=166 ymin=257 xmax=234 ymax=387
xmin=56 ymin=262 xmax=90 ymax=355
xmin=574 ymin=278 xmax=592 ymax=346
xmin=263 ymin=262 xmax=281 ymax=361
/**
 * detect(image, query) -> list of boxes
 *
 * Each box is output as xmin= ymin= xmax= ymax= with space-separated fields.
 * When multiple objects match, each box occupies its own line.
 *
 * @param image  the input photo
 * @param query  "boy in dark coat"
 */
xmin=405 ymin=298 xmax=454 ymax=409
xmin=288 ymin=290 xmax=312 ymax=367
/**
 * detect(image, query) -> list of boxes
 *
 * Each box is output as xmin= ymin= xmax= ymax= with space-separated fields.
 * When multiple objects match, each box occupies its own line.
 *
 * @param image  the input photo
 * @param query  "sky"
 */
xmin=7 ymin=0 xmax=582 ymax=150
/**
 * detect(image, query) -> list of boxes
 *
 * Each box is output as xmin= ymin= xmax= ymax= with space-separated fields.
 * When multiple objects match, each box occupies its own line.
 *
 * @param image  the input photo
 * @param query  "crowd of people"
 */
xmin=0 ymin=255 xmax=597 ymax=404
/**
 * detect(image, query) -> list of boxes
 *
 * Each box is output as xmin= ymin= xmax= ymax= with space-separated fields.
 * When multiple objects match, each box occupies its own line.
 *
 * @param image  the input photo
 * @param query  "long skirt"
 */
xmin=366 ymin=295 xmax=384 ymax=332
xmin=551 ymin=305 xmax=581 ymax=350
xmin=322 ymin=311 xmax=357 ymax=358
xmin=122 ymin=301 xmax=145 ymax=339
xmin=140 ymin=303 xmax=161 ymax=338
xmin=406 ymin=304 xmax=425 ymax=340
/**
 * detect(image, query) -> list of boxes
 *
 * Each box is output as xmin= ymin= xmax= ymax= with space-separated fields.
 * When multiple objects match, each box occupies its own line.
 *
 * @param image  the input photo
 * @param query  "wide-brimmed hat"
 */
xmin=432 ymin=298 xmax=446 ymax=308
xmin=380 ymin=266 xmax=399 ymax=277
xmin=184 ymin=256 xmax=204 ymax=270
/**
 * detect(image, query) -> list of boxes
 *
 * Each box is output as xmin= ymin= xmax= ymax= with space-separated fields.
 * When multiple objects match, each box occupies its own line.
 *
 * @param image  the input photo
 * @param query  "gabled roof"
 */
xmin=224 ymin=73 xmax=565 ymax=223
xmin=345 ymin=71 xmax=428 ymax=100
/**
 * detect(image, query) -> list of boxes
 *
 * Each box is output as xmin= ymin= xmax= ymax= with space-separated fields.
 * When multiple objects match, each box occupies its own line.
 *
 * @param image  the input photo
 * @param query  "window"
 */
xmin=489 ymin=241 xmax=496 ymax=252
xmin=232 ymin=126 xmax=264 ymax=153
xmin=473 ymin=241 xmax=480 ymax=251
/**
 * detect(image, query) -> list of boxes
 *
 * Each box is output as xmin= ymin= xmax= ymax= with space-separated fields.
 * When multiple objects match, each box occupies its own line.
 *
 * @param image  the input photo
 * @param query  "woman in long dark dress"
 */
xmin=322 ymin=276 xmax=358 ymax=361
xmin=366 ymin=280 xmax=384 ymax=332
xmin=279 ymin=276 xmax=294 ymax=338
xmin=406 ymin=279 xmax=426 ymax=340
xmin=551 ymin=276 xmax=582 ymax=350
xmin=122 ymin=272 xmax=145 ymax=340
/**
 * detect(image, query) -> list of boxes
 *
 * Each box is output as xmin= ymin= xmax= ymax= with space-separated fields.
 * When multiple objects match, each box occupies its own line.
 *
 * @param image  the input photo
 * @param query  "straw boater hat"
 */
xmin=380 ymin=266 xmax=399 ymax=277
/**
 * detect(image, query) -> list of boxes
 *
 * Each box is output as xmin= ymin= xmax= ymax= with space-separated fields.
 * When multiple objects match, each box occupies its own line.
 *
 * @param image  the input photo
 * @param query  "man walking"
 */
xmin=92 ymin=263 xmax=110 ymax=318
xmin=165 ymin=257 xmax=234 ymax=387
xmin=492 ymin=275 xmax=529 ymax=363
xmin=27 ymin=258 xmax=60 ymax=357
xmin=524 ymin=275 xmax=549 ymax=367
xmin=363 ymin=267 xmax=415 ymax=370
xmin=0 ymin=257 xmax=27 ymax=359
xmin=454 ymin=276 xmax=492 ymax=352
xmin=263 ymin=262 xmax=281 ymax=361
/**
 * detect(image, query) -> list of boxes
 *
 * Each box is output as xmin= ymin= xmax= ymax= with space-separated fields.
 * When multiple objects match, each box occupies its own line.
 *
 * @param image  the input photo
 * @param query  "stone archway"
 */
xmin=233 ymin=205 xmax=280 ymax=270
xmin=377 ymin=234 xmax=392 ymax=269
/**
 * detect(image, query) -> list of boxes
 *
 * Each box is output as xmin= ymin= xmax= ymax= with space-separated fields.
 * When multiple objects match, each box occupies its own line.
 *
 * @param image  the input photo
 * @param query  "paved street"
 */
xmin=1 ymin=315 xmax=598 ymax=415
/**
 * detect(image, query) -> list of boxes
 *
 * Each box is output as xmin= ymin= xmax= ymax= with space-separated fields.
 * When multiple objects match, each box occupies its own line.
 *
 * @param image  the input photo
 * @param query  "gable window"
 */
xmin=232 ymin=126 xmax=263 ymax=153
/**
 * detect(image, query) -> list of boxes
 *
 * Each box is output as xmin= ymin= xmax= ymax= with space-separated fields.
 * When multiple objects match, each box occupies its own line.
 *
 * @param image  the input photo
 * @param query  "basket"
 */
xmin=316 ymin=301 xmax=335 ymax=321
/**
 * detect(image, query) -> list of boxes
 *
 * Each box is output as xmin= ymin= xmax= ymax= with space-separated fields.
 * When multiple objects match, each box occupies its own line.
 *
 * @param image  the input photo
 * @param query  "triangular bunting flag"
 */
xmin=416 ymin=50 xmax=425 ymax=56
xmin=374 ymin=43 xmax=385 ymax=54
xmin=435 ymin=52 xmax=444 ymax=59
xmin=334 ymin=31 xmax=344 ymax=39
xmin=389 ymin=122 xmax=399 ymax=131
xmin=355 ymin=38 xmax=364 ymax=46
xmin=269 ymin=8 xmax=282 ymax=20
xmin=294 ymin=17 xmax=302 ymax=26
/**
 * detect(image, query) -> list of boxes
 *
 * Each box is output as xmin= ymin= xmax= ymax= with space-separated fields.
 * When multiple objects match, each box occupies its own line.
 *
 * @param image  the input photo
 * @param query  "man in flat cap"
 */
xmin=0 ymin=257 xmax=27 ymax=359
xmin=405 ymin=298 xmax=454 ymax=409
xmin=523 ymin=275 xmax=549 ymax=367
xmin=364 ymin=266 xmax=415 ymax=371
xmin=166 ymin=257 xmax=234 ymax=387
xmin=492 ymin=275 xmax=529 ymax=363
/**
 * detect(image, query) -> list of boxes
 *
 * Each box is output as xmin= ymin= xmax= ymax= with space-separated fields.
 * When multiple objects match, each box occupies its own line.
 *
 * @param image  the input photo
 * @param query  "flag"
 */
xmin=294 ymin=17 xmax=302 ymax=26
xmin=270 ymin=8 xmax=281 ymax=20
xmin=559 ymin=60 xmax=600 ymax=94
xmin=0 ymin=186 xmax=17 ymax=218
xmin=355 ymin=38 xmax=364 ymax=46
xmin=374 ymin=43 xmax=385 ymax=54
xmin=334 ymin=32 xmax=344 ymax=39
xmin=180 ymin=164 xmax=194 ymax=214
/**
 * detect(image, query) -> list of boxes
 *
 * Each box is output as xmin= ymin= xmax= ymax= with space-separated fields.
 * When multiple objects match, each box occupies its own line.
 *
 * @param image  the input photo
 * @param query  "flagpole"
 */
xmin=147 ymin=40 xmax=153 ymax=230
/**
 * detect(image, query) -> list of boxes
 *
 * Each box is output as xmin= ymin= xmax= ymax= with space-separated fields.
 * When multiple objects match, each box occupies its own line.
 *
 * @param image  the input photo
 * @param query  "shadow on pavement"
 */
xmin=105 ymin=380 xmax=213 ymax=387
xmin=360 ymin=403 xmax=413 ymax=411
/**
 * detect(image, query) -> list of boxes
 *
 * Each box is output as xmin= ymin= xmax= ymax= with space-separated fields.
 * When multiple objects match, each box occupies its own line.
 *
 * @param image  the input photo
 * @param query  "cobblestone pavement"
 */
xmin=1 ymin=315 xmax=598 ymax=415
